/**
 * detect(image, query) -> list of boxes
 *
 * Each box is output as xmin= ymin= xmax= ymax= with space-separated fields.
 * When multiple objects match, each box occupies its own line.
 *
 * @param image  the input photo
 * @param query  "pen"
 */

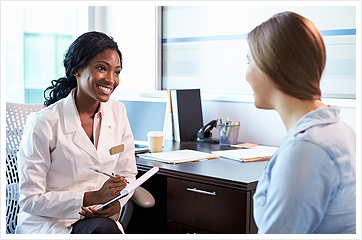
xmin=88 ymin=167 xmax=116 ymax=178
xmin=233 ymin=121 xmax=240 ymax=130
xmin=229 ymin=145 xmax=250 ymax=148
xmin=88 ymin=167 xmax=130 ymax=183
xmin=221 ymin=155 xmax=243 ymax=162
xmin=226 ymin=125 xmax=231 ymax=137
xmin=220 ymin=155 xmax=271 ymax=162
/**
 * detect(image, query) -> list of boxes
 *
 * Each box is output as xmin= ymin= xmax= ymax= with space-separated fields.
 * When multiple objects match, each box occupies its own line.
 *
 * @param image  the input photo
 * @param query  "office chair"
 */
xmin=6 ymin=102 xmax=44 ymax=233
xmin=5 ymin=102 xmax=154 ymax=234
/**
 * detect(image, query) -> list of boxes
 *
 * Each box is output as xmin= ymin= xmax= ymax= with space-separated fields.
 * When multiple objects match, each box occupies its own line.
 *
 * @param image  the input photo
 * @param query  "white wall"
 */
xmin=202 ymin=100 xmax=356 ymax=147
xmin=127 ymin=89 xmax=357 ymax=147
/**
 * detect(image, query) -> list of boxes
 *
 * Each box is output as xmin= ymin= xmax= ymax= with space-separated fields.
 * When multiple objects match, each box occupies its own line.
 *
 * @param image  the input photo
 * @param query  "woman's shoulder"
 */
xmin=27 ymin=99 xmax=66 ymax=128
xmin=296 ymin=119 xmax=355 ymax=160
xmin=106 ymin=98 xmax=124 ymax=106
xmin=292 ymin=107 xmax=355 ymax=156
xmin=274 ymin=120 xmax=355 ymax=180
xmin=103 ymin=99 xmax=126 ymax=112
xmin=38 ymin=100 xmax=63 ymax=117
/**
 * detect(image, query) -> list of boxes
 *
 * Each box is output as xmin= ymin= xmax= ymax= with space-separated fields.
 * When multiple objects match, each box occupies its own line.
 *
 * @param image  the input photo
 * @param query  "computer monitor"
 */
xmin=117 ymin=97 xmax=169 ymax=145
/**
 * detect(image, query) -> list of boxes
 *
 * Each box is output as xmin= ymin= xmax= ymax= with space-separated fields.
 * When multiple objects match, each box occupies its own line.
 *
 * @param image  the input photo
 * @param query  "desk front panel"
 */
xmin=167 ymin=177 xmax=250 ymax=234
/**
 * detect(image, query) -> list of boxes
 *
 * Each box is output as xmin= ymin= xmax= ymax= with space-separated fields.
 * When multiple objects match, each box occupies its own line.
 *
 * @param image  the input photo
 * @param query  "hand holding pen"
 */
xmin=82 ymin=167 xmax=129 ymax=211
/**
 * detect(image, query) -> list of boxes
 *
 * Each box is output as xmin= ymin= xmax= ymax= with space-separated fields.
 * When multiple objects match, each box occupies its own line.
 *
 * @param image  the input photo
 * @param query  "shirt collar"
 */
xmin=95 ymin=102 xmax=103 ymax=118
xmin=72 ymin=88 xmax=104 ymax=122
xmin=289 ymin=106 xmax=341 ymax=137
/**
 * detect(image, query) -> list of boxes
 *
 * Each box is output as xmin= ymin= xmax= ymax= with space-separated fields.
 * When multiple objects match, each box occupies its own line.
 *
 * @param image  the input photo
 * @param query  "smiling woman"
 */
xmin=75 ymin=49 xmax=121 ymax=105
xmin=44 ymin=31 xmax=122 ymax=107
xmin=16 ymin=31 xmax=138 ymax=234
xmin=73 ymin=48 xmax=122 ymax=142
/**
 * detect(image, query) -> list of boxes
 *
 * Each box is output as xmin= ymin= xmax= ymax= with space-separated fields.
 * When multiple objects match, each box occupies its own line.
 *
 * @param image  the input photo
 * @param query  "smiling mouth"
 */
xmin=98 ymin=85 xmax=112 ymax=93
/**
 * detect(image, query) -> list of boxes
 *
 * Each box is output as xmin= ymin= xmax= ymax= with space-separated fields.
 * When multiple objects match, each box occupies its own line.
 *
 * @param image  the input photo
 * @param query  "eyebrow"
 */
xmin=96 ymin=60 xmax=122 ymax=69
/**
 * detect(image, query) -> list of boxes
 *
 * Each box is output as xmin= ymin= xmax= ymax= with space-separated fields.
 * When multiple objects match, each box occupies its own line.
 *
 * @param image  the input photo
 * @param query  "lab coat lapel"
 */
xmin=72 ymin=131 xmax=100 ymax=163
xmin=62 ymin=91 xmax=100 ymax=163
xmin=97 ymin=102 xmax=116 ymax=153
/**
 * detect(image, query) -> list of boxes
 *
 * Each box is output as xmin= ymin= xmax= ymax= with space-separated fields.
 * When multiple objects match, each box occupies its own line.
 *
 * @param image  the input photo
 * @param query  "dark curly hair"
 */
xmin=44 ymin=31 xmax=122 ymax=106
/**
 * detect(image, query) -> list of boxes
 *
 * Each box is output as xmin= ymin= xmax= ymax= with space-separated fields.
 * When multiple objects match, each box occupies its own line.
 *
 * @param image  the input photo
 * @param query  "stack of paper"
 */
xmin=211 ymin=146 xmax=278 ymax=163
xmin=138 ymin=149 xmax=219 ymax=164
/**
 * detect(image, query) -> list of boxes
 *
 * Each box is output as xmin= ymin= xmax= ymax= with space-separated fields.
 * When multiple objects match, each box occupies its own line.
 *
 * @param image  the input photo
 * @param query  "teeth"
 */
xmin=99 ymin=86 xmax=111 ymax=92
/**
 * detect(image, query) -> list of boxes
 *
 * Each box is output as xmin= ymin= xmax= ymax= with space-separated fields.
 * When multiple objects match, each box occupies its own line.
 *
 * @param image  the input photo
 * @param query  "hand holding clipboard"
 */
xmin=95 ymin=166 xmax=159 ymax=211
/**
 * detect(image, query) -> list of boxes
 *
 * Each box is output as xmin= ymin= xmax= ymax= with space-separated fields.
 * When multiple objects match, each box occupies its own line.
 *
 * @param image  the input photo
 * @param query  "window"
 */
xmin=162 ymin=5 xmax=357 ymax=99
xmin=23 ymin=33 xmax=73 ymax=103
xmin=4 ymin=4 xmax=156 ymax=104
xmin=4 ymin=3 xmax=357 ymax=103
xmin=5 ymin=5 xmax=87 ymax=103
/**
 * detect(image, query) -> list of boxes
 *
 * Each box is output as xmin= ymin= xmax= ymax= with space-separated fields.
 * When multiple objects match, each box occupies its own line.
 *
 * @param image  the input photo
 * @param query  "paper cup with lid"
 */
xmin=147 ymin=131 xmax=164 ymax=153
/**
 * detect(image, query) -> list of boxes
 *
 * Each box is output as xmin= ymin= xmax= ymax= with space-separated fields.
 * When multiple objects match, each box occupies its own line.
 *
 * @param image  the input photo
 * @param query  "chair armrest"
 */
xmin=131 ymin=187 xmax=155 ymax=208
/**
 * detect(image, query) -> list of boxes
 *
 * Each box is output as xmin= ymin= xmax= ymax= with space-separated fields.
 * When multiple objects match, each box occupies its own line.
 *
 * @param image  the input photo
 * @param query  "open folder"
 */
xmin=96 ymin=166 xmax=159 ymax=210
xmin=138 ymin=149 xmax=219 ymax=164
xmin=211 ymin=146 xmax=278 ymax=163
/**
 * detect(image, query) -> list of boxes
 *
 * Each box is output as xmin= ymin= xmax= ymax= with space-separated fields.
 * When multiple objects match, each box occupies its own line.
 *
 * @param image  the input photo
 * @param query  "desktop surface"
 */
xmin=136 ymin=140 xmax=268 ymax=191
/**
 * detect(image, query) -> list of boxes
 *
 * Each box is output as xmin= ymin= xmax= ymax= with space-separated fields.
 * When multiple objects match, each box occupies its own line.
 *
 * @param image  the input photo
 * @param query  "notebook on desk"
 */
xmin=118 ymin=97 xmax=169 ymax=154
xmin=138 ymin=149 xmax=219 ymax=164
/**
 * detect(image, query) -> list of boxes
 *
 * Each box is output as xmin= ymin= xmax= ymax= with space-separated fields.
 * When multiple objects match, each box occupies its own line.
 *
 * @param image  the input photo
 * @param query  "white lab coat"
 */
xmin=15 ymin=89 xmax=137 ymax=234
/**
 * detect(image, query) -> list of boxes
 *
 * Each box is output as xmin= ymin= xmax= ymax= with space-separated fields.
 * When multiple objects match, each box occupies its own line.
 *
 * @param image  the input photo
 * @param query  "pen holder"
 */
xmin=217 ymin=123 xmax=240 ymax=146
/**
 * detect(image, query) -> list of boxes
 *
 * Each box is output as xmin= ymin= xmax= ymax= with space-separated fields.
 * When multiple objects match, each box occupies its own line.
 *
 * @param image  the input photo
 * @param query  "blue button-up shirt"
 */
xmin=253 ymin=106 xmax=356 ymax=234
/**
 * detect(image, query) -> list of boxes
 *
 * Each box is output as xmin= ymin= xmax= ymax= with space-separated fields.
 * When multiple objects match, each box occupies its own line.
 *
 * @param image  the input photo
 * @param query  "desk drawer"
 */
xmin=167 ymin=177 xmax=249 ymax=233
xmin=167 ymin=220 xmax=216 ymax=234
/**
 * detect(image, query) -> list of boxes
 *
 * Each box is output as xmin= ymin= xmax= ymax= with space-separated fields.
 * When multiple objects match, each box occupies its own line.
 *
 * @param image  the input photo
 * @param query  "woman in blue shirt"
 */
xmin=246 ymin=11 xmax=356 ymax=234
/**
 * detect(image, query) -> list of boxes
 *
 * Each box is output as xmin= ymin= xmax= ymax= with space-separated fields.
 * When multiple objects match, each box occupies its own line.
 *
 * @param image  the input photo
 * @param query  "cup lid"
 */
xmin=147 ymin=131 xmax=164 ymax=137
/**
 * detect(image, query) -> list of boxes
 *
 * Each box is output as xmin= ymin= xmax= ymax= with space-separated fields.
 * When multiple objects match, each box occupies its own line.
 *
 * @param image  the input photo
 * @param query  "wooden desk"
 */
xmin=126 ymin=140 xmax=268 ymax=234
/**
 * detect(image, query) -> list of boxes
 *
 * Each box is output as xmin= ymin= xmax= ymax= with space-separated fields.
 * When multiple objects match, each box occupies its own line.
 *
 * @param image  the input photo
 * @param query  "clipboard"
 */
xmin=96 ymin=166 xmax=159 ymax=210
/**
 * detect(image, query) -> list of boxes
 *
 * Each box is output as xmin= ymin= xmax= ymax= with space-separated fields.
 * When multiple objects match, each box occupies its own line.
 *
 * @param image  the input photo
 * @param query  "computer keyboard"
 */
xmin=135 ymin=143 xmax=148 ymax=149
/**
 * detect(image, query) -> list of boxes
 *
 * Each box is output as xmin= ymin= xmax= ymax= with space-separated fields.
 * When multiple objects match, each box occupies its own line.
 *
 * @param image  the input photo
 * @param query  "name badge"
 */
xmin=110 ymin=144 xmax=124 ymax=155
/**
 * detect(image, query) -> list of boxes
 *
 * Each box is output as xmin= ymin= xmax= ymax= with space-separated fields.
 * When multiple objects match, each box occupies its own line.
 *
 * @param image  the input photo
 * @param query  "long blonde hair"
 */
xmin=247 ymin=11 xmax=326 ymax=100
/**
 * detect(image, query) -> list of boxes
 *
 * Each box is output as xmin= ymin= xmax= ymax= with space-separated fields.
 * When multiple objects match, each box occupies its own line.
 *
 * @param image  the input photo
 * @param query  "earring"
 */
xmin=74 ymin=73 xmax=79 ymax=77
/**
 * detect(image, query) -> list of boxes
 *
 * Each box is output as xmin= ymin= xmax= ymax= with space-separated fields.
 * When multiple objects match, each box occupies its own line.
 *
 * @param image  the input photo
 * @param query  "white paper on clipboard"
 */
xmin=96 ymin=166 xmax=159 ymax=210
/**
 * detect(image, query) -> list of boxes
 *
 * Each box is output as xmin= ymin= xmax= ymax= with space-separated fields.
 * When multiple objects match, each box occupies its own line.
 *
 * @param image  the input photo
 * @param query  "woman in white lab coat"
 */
xmin=15 ymin=31 xmax=137 ymax=234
